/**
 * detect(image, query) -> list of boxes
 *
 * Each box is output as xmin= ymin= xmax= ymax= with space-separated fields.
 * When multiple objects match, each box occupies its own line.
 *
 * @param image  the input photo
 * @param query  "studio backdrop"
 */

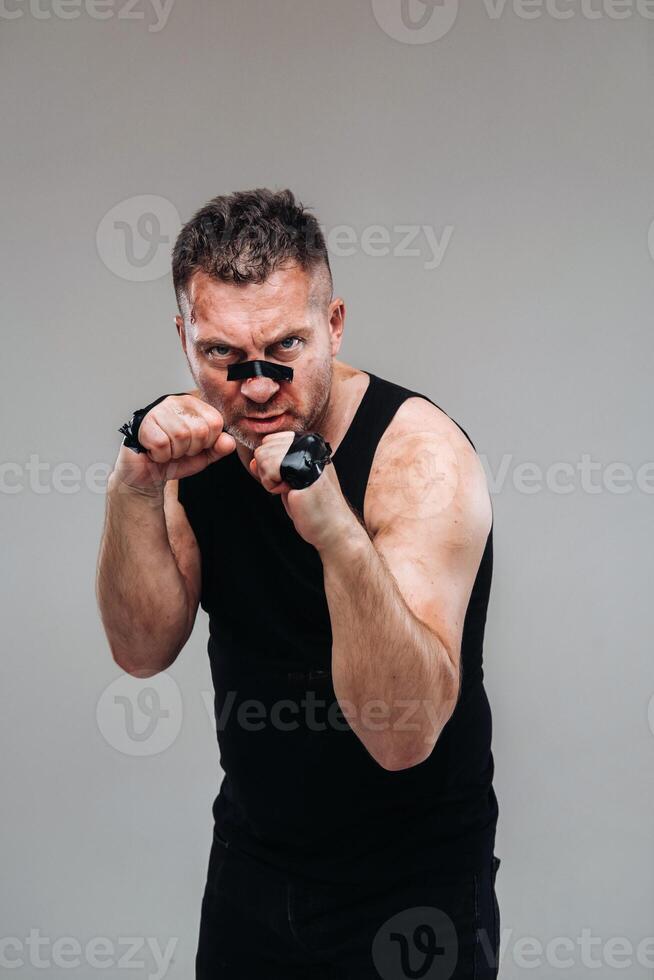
xmin=1 ymin=2 xmax=652 ymax=977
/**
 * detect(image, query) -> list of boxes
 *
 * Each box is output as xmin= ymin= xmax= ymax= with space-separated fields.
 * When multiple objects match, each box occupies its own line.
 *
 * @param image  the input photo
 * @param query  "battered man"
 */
xmin=96 ymin=188 xmax=502 ymax=978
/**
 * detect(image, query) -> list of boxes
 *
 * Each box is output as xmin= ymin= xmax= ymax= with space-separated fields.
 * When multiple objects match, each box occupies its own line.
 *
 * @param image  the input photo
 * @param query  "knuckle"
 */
xmin=193 ymin=418 xmax=211 ymax=442
xmin=168 ymin=422 xmax=192 ymax=446
xmin=201 ymin=411 xmax=224 ymax=438
xmin=171 ymin=416 xmax=191 ymax=436
xmin=145 ymin=430 xmax=169 ymax=450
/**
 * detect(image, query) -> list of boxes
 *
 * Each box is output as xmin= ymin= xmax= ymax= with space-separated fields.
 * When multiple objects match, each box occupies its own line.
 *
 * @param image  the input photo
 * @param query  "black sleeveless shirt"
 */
xmin=177 ymin=370 xmax=498 ymax=884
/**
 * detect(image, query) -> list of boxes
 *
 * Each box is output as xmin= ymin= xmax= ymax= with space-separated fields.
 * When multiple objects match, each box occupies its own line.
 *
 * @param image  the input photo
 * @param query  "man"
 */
xmin=96 ymin=188 xmax=501 ymax=978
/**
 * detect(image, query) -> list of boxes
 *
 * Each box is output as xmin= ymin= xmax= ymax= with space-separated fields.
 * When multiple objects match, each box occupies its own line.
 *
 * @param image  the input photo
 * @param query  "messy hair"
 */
xmin=171 ymin=188 xmax=333 ymax=315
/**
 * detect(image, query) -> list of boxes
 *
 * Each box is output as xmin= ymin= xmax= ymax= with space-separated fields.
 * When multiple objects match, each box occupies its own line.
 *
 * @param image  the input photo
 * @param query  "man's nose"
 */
xmin=240 ymin=377 xmax=281 ymax=403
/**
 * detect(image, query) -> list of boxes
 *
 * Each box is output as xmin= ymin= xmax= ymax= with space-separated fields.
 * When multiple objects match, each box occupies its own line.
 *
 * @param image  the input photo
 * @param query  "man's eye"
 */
xmin=206 ymin=338 xmax=300 ymax=358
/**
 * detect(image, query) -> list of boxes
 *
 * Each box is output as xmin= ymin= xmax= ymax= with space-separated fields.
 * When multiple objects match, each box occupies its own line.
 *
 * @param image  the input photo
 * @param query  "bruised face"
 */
xmin=175 ymin=262 xmax=344 ymax=451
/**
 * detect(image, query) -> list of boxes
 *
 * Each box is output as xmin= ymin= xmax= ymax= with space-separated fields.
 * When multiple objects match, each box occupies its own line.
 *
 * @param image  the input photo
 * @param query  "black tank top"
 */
xmin=177 ymin=370 xmax=498 ymax=884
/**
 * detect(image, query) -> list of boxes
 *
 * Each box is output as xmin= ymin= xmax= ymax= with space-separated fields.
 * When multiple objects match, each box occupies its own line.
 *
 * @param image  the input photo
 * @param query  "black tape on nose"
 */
xmin=226 ymin=360 xmax=294 ymax=382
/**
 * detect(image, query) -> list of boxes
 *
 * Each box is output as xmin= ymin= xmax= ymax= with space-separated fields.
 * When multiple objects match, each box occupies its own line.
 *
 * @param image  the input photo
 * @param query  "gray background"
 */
xmin=2 ymin=1 xmax=653 ymax=977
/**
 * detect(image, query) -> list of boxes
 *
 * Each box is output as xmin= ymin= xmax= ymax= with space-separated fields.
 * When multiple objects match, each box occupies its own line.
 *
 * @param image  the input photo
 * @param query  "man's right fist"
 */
xmin=112 ymin=393 xmax=236 ymax=492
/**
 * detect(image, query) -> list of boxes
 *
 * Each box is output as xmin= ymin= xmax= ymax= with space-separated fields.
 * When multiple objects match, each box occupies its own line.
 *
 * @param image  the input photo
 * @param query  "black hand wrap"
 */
xmin=280 ymin=433 xmax=333 ymax=490
xmin=118 ymin=393 xmax=188 ymax=454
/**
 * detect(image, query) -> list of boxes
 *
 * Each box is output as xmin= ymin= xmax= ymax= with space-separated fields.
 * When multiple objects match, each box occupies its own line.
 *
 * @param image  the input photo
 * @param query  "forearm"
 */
xmin=319 ymin=523 xmax=459 ymax=770
xmin=96 ymin=475 xmax=191 ymax=677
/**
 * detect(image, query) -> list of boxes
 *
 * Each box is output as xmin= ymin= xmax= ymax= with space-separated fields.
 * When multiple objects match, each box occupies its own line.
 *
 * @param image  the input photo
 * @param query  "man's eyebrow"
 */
xmin=194 ymin=335 xmax=233 ymax=349
xmin=195 ymin=326 xmax=311 ymax=350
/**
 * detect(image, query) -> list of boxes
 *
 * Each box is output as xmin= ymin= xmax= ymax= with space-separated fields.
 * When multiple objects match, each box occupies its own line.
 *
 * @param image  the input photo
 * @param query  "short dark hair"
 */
xmin=171 ymin=188 xmax=333 ymax=315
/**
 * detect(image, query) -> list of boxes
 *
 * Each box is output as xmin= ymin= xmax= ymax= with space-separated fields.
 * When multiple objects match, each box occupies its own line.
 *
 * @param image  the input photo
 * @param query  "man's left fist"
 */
xmin=250 ymin=431 xmax=296 ymax=494
xmin=250 ymin=432 xmax=356 ymax=553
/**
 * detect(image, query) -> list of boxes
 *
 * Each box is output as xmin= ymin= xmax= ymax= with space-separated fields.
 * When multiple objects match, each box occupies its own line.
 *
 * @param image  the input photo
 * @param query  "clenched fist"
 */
xmin=112 ymin=393 xmax=236 ymax=493
xmin=250 ymin=431 xmax=356 ymax=554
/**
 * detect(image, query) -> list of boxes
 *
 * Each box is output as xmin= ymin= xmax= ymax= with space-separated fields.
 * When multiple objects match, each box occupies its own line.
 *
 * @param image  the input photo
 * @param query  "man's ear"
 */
xmin=175 ymin=315 xmax=187 ymax=354
xmin=328 ymin=297 xmax=345 ymax=356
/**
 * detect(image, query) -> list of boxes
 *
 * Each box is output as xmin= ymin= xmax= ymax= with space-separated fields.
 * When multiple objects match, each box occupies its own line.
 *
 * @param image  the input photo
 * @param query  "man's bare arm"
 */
xmin=95 ymin=392 xmax=234 ymax=677
xmin=95 ymin=463 xmax=201 ymax=678
xmin=318 ymin=400 xmax=492 ymax=771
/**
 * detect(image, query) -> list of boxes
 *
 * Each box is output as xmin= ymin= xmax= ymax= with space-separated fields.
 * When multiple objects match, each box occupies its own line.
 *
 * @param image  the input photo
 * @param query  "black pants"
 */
xmin=196 ymin=832 xmax=501 ymax=979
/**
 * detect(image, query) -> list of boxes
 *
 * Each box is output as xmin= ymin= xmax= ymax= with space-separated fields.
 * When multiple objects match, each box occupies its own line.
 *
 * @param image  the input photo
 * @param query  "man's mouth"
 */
xmin=242 ymin=412 xmax=289 ymax=430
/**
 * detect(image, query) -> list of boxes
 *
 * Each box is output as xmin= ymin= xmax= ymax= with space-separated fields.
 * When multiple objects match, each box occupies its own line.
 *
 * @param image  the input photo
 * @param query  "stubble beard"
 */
xmin=196 ymin=359 xmax=334 ymax=452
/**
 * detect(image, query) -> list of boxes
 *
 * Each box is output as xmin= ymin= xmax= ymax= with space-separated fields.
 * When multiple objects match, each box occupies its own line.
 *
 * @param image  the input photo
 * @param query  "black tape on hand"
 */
xmin=118 ymin=393 xmax=189 ymax=454
xmin=280 ymin=433 xmax=333 ymax=490
xmin=227 ymin=360 xmax=294 ymax=382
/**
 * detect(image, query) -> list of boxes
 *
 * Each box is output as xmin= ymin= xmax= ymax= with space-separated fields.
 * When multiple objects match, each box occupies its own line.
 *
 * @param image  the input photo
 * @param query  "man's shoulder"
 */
xmin=381 ymin=391 xmax=477 ymax=457
xmin=363 ymin=392 xmax=490 ymax=539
